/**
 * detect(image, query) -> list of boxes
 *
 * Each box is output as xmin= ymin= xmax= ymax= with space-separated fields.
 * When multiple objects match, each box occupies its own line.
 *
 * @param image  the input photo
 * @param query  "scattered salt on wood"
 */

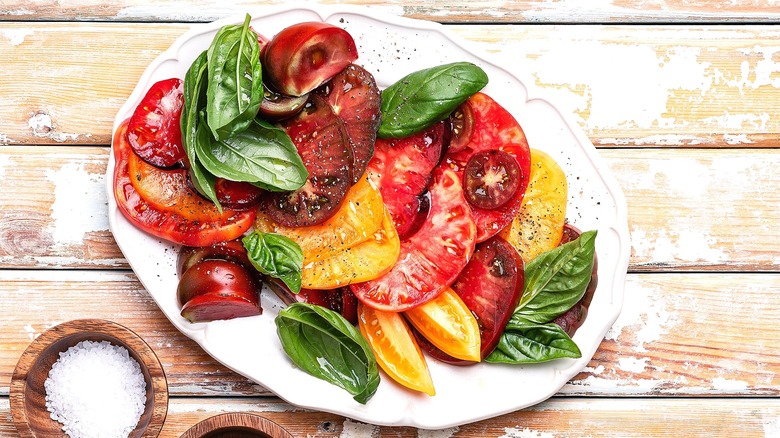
xmin=44 ymin=340 xmax=147 ymax=438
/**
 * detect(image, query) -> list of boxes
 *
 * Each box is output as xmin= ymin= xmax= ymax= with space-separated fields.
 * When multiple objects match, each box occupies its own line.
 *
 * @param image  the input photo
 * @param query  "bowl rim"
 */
xmin=9 ymin=318 xmax=168 ymax=438
xmin=180 ymin=412 xmax=294 ymax=438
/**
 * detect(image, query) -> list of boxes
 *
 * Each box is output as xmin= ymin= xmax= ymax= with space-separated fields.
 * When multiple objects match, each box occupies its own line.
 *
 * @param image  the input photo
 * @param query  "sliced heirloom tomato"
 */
xmin=114 ymin=121 xmax=255 ymax=247
xmin=551 ymin=224 xmax=599 ymax=337
xmin=127 ymin=78 xmax=186 ymax=168
xmin=440 ymin=92 xmax=531 ymax=242
xmin=448 ymin=236 xmax=525 ymax=361
xmin=366 ymin=121 xmax=447 ymax=238
xmin=499 ymin=148 xmax=568 ymax=264
xmin=318 ymin=64 xmax=381 ymax=184
xmin=358 ymin=303 xmax=435 ymax=396
xmin=254 ymin=174 xmax=385 ymax=263
xmin=214 ymin=177 xmax=264 ymax=211
xmin=259 ymin=94 xmax=353 ymax=227
xmin=302 ymin=209 xmax=400 ymax=290
xmin=404 ymin=287 xmax=481 ymax=362
xmin=265 ymin=281 xmax=360 ymax=325
xmin=351 ymin=168 xmax=477 ymax=312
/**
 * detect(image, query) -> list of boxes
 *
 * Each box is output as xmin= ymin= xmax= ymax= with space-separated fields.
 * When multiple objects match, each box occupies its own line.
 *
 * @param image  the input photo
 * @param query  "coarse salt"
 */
xmin=44 ymin=340 xmax=147 ymax=438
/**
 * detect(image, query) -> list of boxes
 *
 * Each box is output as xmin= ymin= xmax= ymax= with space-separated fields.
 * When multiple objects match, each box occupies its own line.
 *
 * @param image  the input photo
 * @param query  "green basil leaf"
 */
xmin=516 ymin=230 xmax=597 ymax=323
xmin=486 ymin=318 xmax=581 ymax=364
xmin=242 ymin=231 xmax=303 ymax=293
xmin=181 ymin=50 xmax=220 ymax=209
xmin=194 ymin=119 xmax=307 ymax=192
xmin=275 ymin=302 xmax=380 ymax=404
xmin=206 ymin=14 xmax=263 ymax=140
xmin=378 ymin=61 xmax=488 ymax=138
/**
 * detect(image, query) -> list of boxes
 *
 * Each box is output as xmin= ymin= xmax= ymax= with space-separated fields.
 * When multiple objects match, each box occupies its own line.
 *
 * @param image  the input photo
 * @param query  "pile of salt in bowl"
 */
xmin=44 ymin=340 xmax=147 ymax=438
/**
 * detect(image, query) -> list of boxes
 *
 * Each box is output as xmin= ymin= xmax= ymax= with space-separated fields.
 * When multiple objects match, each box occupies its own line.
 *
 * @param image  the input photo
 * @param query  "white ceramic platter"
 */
xmin=107 ymin=5 xmax=630 ymax=429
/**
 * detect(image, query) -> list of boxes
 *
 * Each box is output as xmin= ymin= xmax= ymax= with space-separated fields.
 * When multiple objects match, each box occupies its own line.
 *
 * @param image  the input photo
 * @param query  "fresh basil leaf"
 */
xmin=486 ymin=317 xmax=581 ymax=364
xmin=242 ymin=230 xmax=303 ymax=293
xmin=275 ymin=302 xmax=380 ymax=404
xmin=182 ymin=50 xmax=221 ymax=209
xmin=194 ymin=119 xmax=307 ymax=192
xmin=516 ymin=230 xmax=597 ymax=323
xmin=378 ymin=61 xmax=488 ymax=138
xmin=206 ymin=13 xmax=263 ymax=140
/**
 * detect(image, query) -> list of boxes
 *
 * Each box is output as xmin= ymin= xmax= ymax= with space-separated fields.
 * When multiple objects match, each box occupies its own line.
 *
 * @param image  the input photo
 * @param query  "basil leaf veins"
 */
xmin=378 ymin=61 xmax=488 ymax=138
xmin=242 ymin=230 xmax=303 ymax=294
xmin=276 ymin=303 xmax=380 ymax=404
xmin=486 ymin=317 xmax=581 ymax=364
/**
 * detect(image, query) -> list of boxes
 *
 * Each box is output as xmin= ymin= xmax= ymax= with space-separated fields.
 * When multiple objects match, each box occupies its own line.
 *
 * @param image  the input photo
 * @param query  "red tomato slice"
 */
xmin=113 ymin=120 xmax=255 ymax=247
xmin=350 ymin=168 xmax=477 ymax=312
xmin=440 ymin=92 xmax=531 ymax=242
xmin=366 ymin=121 xmax=446 ymax=238
xmin=127 ymin=78 xmax=185 ymax=168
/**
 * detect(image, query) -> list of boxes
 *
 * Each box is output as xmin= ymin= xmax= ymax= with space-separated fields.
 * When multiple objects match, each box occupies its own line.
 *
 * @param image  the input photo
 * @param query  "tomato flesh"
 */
xmin=351 ymin=169 xmax=476 ymax=312
xmin=113 ymin=121 xmax=255 ymax=247
xmin=177 ymin=239 xmax=254 ymax=276
xmin=214 ymin=178 xmax=264 ymax=211
xmin=440 ymin=92 xmax=531 ymax=242
xmin=177 ymin=259 xmax=261 ymax=307
xmin=127 ymin=78 xmax=185 ymax=168
xmin=366 ymin=121 xmax=446 ymax=238
xmin=463 ymin=149 xmax=521 ymax=210
xmin=451 ymin=236 xmax=525 ymax=360
xmin=260 ymin=94 xmax=353 ymax=227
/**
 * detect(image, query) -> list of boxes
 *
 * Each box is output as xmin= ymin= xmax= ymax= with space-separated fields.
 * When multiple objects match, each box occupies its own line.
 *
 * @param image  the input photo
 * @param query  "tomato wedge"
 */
xmin=351 ymin=168 xmax=477 ymax=312
xmin=366 ymin=121 xmax=446 ymax=238
xmin=302 ymin=209 xmax=400 ymax=290
xmin=254 ymin=174 xmax=385 ymax=262
xmin=127 ymin=78 xmax=185 ymax=168
xmin=404 ymin=287 xmax=481 ymax=362
xmin=499 ymin=148 xmax=568 ymax=264
xmin=113 ymin=120 xmax=255 ymax=246
xmin=358 ymin=303 xmax=435 ymax=396
xmin=441 ymin=92 xmax=531 ymax=242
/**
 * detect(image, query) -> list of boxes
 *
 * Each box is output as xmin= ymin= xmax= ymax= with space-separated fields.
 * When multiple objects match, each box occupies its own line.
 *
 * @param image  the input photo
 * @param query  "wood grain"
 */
xmin=2 ymin=0 xmax=780 ymax=23
xmin=1 ymin=146 xmax=778 ymax=271
xmin=0 ymin=271 xmax=777 ymax=398
xmin=1 ymin=23 xmax=778 ymax=148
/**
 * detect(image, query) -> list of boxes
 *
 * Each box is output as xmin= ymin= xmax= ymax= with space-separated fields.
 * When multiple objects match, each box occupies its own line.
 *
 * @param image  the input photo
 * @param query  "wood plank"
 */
xmin=1 ymin=396 xmax=779 ymax=437
xmin=1 ymin=23 xmax=779 ymax=148
xmin=0 ymin=271 xmax=777 ymax=397
xmin=2 ymin=0 xmax=780 ymax=24
xmin=2 ymin=146 xmax=778 ymax=271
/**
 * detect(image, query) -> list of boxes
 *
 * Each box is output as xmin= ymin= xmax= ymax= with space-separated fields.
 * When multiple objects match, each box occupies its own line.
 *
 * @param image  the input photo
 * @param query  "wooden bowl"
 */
xmin=181 ymin=413 xmax=293 ymax=438
xmin=10 ymin=319 xmax=168 ymax=437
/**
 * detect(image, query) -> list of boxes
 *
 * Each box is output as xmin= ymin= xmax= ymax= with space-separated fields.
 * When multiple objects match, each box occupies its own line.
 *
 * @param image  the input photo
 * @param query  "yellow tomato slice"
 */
xmin=255 ymin=174 xmax=385 ymax=261
xmin=404 ymin=287 xmax=481 ymax=362
xmin=358 ymin=303 xmax=435 ymax=396
xmin=499 ymin=149 xmax=567 ymax=264
xmin=302 ymin=209 xmax=400 ymax=289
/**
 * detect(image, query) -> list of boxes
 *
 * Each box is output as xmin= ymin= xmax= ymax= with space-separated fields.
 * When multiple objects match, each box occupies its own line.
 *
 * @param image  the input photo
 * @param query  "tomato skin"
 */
xmin=358 ymin=303 xmax=435 ymax=396
xmin=551 ymin=224 xmax=599 ymax=337
xmin=440 ymin=92 xmax=531 ymax=242
xmin=127 ymin=78 xmax=185 ymax=168
xmin=177 ymin=259 xmax=261 ymax=307
xmin=177 ymin=239 xmax=253 ymax=276
xmin=351 ymin=168 xmax=477 ymax=312
xmin=214 ymin=178 xmax=264 ymax=211
xmin=450 ymin=236 xmax=525 ymax=360
xmin=113 ymin=120 xmax=255 ymax=247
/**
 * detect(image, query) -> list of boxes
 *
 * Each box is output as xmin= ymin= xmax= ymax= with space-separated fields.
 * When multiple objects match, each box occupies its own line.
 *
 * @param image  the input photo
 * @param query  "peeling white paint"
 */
xmin=763 ymin=412 xmax=780 ymax=438
xmin=712 ymin=377 xmax=749 ymax=391
xmin=23 ymin=323 xmax=37 ymax=340
xmin=168 ymin=400 xmax=295 ymax=413
xmin=0 ymin=154 xmax=10 ymax=179
xmin=605 ymin=280 xmax=677 ymax=353
xmin=340 ymin=418 xmax=379 ymax=437
xmin=418 ymin=427 xmax=460 ymax=438
xmin=618 ymin=357 xmax=649 ymax=373
xmin=500 ymin=427 xmax=555 ymax=438
xmin=0 ymin=133 xmax=13 ymax=145
xmin=27 ymin=112 xmax=90 ymax=142
xmin=45 ymin=162 xmax=108 ymax=245
xmin=2 ymin=28 xmax=33 ymax=46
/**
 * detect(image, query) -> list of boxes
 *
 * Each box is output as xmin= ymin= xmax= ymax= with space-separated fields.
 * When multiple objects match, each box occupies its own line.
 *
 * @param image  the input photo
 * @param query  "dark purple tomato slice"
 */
xmin=265 ymin=279 xmax=358 ymax=324
xmin=450 ymin=236 xmax=524 ymax=360
xmin=447 ymin=102 xmax=474 ymax=153
xmin=317 ymin=64 xmax=381 ymax=184
xmin=463 ymin=149 xmax=521 ymax=210
xmin=180 ymin=292 xmax=261 ymax=323
xmin=552 ymin=224 xmax=599 ymax=337
xmin=177 ymin=259 xmax=262 ymax=308
xmin=259 ymin=94 xmax=353 ymax=227
xmin=177 ymin=239 xmax=254 ymax=276
xmin=258 ymin=86 xmax=309 ymax=121
xmin=214 ymin=178 xmax=264 ymax=211
xmin=440 ymin=92 xmax=531 ymax=242
xmin=366 ymin=121 xmax=446 ymax=238
xmin=127 ymin=78 xmax=185 ymax=168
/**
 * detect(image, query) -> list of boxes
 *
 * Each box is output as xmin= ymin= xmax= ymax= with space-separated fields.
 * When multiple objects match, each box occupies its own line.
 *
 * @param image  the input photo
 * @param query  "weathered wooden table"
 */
xmin=1 ymin=1 xmax=779 ymax=436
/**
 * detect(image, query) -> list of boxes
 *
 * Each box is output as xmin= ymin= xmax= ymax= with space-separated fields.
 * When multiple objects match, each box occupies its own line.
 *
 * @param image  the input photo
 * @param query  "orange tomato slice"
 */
xmin=255 ymin=174 xmax=385 ymax=261
xmin=499 ymin=149 xmax=567 ymax=264
xmin=404 ymin=287 xmax=481 ymax=362
xmin=358 ymin=303 xmax=435 ymax=396
xmin=302 ymin=208 xmax=400 ymax=289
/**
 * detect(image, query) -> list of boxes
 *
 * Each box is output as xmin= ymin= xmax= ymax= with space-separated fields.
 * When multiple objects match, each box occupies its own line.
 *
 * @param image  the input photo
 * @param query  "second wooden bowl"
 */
xmin=9 ymin=319 xmax=168 ymax=437
xmin=181 ymin=413 xmax=293 ymax=438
